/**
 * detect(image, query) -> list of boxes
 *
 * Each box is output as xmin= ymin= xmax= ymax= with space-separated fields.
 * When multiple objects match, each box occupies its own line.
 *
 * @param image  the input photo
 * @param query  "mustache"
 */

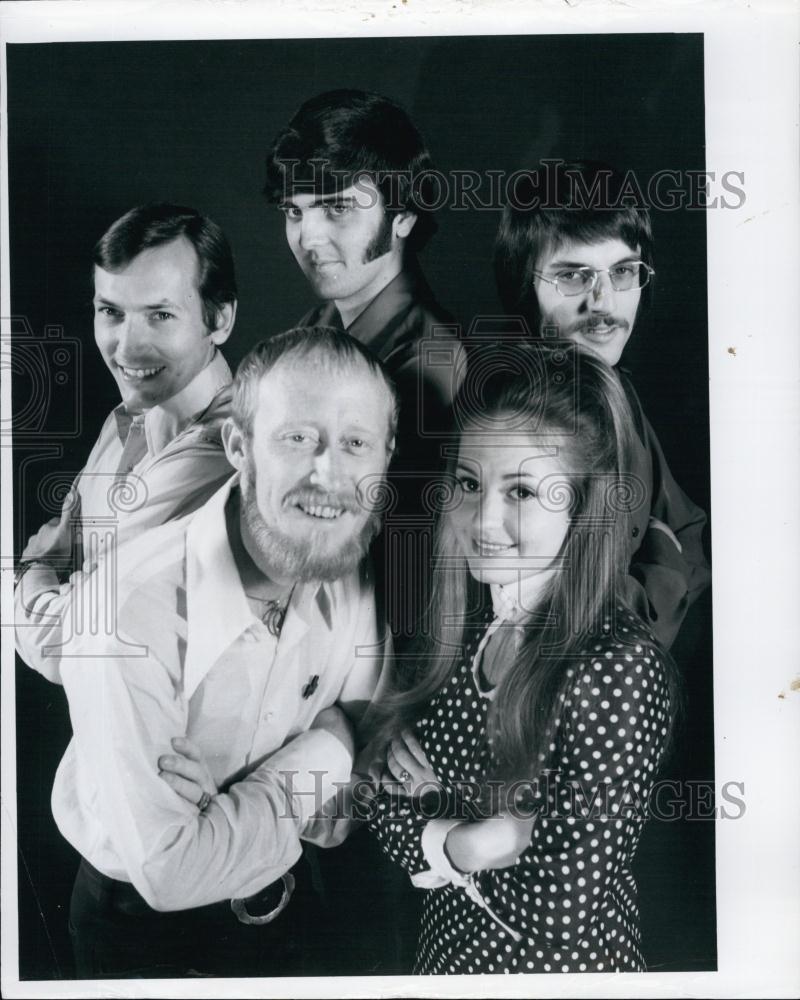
xmin=569 ymin=315 xmax=630 ymax=335
xmin=282 ymin=487 xmax=362 ymax=514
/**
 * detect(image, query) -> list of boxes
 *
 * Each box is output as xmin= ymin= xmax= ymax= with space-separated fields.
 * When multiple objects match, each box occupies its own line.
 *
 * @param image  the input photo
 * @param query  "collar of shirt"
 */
xmin=471 ymin=577 xmax=544 ymax=700
xmin=112 ymin=350 xmax=232 ymax=456
xmin=489 ymin=575 xmax=544 ymax=623
xmin=347 ymin=268 xmax=417 ymax=343
xmin=183 ymin=472 xmax=331 ymax=699
xmin=312 ymin=266 xmax=432 ymax=348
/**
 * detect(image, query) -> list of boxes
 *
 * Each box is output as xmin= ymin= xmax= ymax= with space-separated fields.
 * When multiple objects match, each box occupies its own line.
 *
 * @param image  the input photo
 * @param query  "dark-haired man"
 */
xmin=15 ymin=203 xmax=238 ymax=681
xmin=265 ymin=89 xmax=448 ymax=344
xmin=48 ymin=327 xmax=395 ymax=978
xmin=264 ymin=89 xmax=465 ymax=975
xmin=495 ymin=161 xmax=710 ymax=647
xmin=265 ymin=90 xmax=466 ymax=634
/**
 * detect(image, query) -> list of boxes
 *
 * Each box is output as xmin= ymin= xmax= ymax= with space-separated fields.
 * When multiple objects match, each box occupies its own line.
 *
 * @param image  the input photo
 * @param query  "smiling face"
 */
xmin=280 ymin=177 xmax=415 ymax=325
xmin=533 ymin=237 xmax=642 ymax=366
xmin=225 ymin=354 xmax=394 ymax=584
xmin=450 ymin=434 xmax=573 ymax=591
xmin=93 ymin=236 xmax=233 ymax=411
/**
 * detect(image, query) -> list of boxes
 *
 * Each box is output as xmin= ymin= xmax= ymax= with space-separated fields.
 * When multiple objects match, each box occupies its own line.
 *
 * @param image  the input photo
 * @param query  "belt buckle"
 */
xmin=230 ymin=873 xmax=296 ymax=926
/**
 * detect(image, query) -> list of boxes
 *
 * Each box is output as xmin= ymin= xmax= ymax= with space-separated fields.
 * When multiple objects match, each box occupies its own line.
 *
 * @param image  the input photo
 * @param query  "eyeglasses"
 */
xmin=532 ymin=262 xmax=655 ymax=297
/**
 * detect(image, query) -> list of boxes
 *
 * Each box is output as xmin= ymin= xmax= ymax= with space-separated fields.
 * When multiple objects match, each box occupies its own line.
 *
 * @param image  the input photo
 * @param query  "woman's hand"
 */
xmin=384 ymin=729 xmax=442 ymax=798
xmin=158 ymin=737 xmax=218 ymax=807
xmin=445 ymin=814 xmax=536 ymax=873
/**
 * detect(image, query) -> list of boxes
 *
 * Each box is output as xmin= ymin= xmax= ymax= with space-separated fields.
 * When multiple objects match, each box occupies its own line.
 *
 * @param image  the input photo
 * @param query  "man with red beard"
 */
xmin=52 ymin=327 xmax=396 ymax=979
xmin=494 ymin=160 xmax=710 ymax=648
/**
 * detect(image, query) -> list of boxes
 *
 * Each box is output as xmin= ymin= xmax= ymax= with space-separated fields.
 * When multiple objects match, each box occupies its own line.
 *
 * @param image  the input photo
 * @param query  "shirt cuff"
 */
xmin=15 ymin=564 xmax=61 ymax=615
xmin=266 ymin=729 xmax=353 ymax=827
xmin=410 ymin=869 xmax=450 ymax=890
xmin=648 ymin=516 xmax=683 ymax=553
xmin=421 ymin=818 xmax=471 ymax=886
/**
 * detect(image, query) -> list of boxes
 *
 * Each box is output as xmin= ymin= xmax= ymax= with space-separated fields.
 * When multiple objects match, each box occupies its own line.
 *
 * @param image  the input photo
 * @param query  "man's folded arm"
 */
xmin=15 ymin=441 xmax=232 ymax=684
xmin=300 ymin=584 xmax=392 ymax=849
xmin=60 ymin=637 xmax=352 ymax=913
xmin=642 ymin=411 xmax=710 ymax=589
xmin=15 ymin=490 xmax=83 ymax=682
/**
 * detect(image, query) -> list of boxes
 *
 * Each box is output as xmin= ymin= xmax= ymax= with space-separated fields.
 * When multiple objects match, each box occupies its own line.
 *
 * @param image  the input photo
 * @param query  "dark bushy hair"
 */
xmin=494 ymin=161 xmax=654 ymax=334
xmin=264 ymin=89 xmax=438 ymax=252
xmin=93 ymin=203 xmax=237 ymax=331
xmin=232 ymin=325 xmax=399 ymax=450
xmin=380 ymin=341 xmax=679 ymax=787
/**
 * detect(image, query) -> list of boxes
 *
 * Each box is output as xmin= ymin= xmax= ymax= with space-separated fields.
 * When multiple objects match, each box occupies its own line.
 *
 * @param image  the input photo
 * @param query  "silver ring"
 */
xmin=197 ymin=791 xmax=212 ymax=812
xmin=400 ymin=769 xmax=411 ymax=782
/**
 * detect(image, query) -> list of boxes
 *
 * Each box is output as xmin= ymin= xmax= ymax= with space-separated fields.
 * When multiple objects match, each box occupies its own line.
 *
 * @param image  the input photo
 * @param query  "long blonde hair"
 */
xmin=383 ymin=341 xmax=677 ymax=785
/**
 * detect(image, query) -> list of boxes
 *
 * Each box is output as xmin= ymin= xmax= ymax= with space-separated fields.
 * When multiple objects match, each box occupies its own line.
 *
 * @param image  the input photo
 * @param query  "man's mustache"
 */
xmin=282 ymin=487 xmax=362 ymax=514
xmin=568 ymin=315 xmax=630 ymax=335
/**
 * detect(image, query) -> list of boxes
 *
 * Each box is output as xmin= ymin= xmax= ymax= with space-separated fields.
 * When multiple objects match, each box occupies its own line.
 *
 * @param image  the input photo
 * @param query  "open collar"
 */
xmin=113 ymin=350 xmax=232 ymax=456
xmin=312 ymin=266 xmax=432 ymax=356
xmin=346 ymin=268 xmax=418 ymax=347
xmin=183 ymin=474 xmax=332 ymax=699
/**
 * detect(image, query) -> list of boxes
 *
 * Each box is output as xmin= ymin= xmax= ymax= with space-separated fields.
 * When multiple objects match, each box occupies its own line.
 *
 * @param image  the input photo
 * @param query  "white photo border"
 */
xmin=1 ymin=1 xmax=798 ymax=998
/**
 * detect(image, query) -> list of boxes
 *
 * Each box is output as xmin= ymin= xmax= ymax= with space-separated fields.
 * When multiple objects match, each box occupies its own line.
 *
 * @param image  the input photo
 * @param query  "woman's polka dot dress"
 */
xmin=369 ymin=606 xmax=672 ymax=974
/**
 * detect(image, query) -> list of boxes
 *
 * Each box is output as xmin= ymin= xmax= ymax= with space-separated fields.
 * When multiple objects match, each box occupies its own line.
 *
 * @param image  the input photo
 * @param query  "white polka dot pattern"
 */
xmin=369 ymin=607 xmax=671 ymax=974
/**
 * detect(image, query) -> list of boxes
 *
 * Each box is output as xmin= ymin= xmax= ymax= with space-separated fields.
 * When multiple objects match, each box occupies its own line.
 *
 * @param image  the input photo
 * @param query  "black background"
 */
xmin=8 ymin=33 xmax=714 ymax=979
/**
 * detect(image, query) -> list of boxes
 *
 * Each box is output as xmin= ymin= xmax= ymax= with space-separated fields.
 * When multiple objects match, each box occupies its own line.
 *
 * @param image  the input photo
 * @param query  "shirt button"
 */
xmin=632 ymin=526 xmax=640 ymax=538
xmin=263 ymin=711 xmax=274 ymax=722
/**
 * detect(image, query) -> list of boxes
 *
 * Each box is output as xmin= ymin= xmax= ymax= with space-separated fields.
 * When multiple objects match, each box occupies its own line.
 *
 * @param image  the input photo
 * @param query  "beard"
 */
xmin=239 ymin=463 xmax=383 ymax=583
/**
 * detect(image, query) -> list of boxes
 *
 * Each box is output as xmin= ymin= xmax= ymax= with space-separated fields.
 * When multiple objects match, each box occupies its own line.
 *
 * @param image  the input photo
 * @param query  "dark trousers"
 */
xmin=313 ymin=826 xmax=422 ymax=975
xmin=69 ymin=857 xmax=321 ymax=979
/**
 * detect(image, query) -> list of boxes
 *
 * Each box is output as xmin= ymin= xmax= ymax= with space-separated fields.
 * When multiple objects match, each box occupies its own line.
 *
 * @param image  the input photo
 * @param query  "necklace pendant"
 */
xmin=262 ymin=600 xmax=288 ymax=637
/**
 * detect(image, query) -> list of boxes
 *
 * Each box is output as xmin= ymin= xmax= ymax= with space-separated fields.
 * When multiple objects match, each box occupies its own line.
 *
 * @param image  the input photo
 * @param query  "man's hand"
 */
xmin=158 ymin=737 xmax=218 ymax=806
xmin=310 ymin=705 xmax=355 ymax=760
xmin=15 ymin=562 xmax=61 ymax=614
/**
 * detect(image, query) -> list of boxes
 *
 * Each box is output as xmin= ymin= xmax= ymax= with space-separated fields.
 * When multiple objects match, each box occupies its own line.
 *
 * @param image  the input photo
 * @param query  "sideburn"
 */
xmin=362 ymin=212 xmax=395 ymax=264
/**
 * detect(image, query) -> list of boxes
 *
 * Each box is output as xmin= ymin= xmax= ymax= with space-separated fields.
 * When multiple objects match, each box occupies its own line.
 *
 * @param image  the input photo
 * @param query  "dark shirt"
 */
xmin=299 ymin=262 xmax=464 ymax=440
xmin=620 ymin=370 xmax=711 ymax=648
xmin=299 ymin=262 xmax=466 ymax=642
xmin=299 ymin=262 xmax=466 ymax=975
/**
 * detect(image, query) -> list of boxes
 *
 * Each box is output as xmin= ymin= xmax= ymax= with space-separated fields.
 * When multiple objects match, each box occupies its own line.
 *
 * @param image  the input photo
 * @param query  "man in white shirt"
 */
xmin=15 ymin=202 xmax=238 ymax=682
xmin=55 ymin=326 xmax=396 ymax=978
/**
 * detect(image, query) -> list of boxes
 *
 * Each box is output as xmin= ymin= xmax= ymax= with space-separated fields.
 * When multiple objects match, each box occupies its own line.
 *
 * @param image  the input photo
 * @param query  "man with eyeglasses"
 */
xmin=494 ymin=160 xmax=710 ymax=648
